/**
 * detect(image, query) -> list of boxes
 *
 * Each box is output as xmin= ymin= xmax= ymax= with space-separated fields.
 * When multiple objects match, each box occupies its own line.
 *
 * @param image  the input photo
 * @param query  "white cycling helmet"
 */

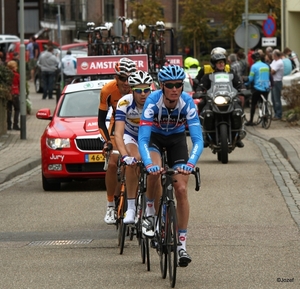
xmin=128 ymin=70 xmax=153 ymax=86
xmin=211 ymin=47 xmax=227 ymax=56
xmin=114 ymin=57 xmax=137 ymax=76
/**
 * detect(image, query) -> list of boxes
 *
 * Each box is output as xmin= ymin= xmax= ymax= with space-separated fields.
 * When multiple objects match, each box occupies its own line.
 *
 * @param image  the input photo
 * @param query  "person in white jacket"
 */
xmin=61 ymin=50 xmax=77 ymax=85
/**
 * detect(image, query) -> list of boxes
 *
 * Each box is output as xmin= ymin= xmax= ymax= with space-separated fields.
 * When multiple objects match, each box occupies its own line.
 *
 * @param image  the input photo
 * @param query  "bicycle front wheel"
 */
xmin=167 ymin=202 xmax=178 ymax=288
xmin=118 ymin=188 xmax=127 ymax=254
xmin=262 ymin=101 xmax=273 ymax=129
xmin=157 ymin=204 xmax=167 ymax=279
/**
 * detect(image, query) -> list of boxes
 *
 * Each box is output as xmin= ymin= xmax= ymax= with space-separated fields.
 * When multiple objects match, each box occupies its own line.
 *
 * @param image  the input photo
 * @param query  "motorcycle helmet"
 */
xmin=128 ymin=70 xmax=153 ymax=87
xmin=210 ymin=53 xmax=227 ymax=70
xmin=158 ymin=65 xmax=186 ymax=82
xmin=251 ymin=51 xmax=261 ymax=62
xmin=211 ymin=47 xmax=227 ymax=56
xmin=114 ymin=57 xmax=137 ymax=76
xmin=184 ymin=57 xmax=200 ymax=69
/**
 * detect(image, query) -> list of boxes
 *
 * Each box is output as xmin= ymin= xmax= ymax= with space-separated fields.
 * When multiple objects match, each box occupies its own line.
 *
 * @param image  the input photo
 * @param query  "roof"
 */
xmin=63 ymin=79 xmax=112 ymax=93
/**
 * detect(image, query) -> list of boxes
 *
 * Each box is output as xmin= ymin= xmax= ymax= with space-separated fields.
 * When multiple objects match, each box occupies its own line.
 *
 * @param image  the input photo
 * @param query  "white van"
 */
xmin=0 ymin=34 xmax=20 ymax=61
xmin=0 ymin=35 xmax=20 ymax=42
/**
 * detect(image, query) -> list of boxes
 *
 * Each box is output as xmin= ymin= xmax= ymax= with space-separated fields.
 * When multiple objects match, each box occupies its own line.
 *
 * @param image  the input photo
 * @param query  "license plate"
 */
xmin=85 ymin=154 xmax=105 ymax=162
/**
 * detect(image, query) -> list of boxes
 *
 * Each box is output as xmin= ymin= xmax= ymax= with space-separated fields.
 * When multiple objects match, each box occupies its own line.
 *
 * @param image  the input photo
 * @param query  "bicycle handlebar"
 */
xmin=161 ymin=166 xmax=201 ymax=191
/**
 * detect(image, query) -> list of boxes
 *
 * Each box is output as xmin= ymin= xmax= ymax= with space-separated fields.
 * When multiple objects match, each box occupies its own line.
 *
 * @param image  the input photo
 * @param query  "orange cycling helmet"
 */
xmin=114 ymin=57 xmax=137 ymax=76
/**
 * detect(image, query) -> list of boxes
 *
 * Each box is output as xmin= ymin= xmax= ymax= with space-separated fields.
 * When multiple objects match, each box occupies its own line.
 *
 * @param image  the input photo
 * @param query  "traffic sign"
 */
xmin=234 ymin=24 xmax=260 ymax=49
xmin=263 ymin=16 xmax=276 ymax=37
xmin=261 ymin=37 xmax=277 ymax=47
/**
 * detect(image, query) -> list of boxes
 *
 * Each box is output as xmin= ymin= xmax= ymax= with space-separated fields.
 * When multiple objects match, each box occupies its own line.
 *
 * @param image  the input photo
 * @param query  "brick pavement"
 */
xmin=0 ymin=83 xmax=300 ymax=184
xmin=0 ymin=82 xmax=56 ymax=183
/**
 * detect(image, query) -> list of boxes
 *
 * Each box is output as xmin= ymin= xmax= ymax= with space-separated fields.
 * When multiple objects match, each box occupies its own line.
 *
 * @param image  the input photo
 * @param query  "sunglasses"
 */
xmin=132 ymin=87 xmax=151 ymax=94
xmin=118 ymin=75 xmax=128 ymax=82
xmin=164 ymin=82 xmax=183 ymax=89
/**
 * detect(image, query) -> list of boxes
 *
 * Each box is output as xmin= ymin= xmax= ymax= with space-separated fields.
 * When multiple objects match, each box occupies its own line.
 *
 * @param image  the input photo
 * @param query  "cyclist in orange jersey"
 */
xmin=98 ymin=57 xmax=137 ymax=224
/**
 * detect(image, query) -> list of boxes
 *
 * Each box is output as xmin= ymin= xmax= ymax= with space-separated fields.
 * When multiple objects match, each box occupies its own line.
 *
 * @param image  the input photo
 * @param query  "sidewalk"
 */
xmin=0 ymin=84 xmax=300 ymax=184
xmin=0 ymin=82 xmax=56 ymax=184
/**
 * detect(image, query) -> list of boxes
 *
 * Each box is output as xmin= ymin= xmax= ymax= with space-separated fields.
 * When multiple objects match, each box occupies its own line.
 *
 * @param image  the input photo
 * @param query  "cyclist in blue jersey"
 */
xmin=244 ymin=52 xmax=272 ymax=126
xmin=115 ymin=70 xmax=154 ymax=224
xmin=138 ymin=65 xmax=204 ymax=267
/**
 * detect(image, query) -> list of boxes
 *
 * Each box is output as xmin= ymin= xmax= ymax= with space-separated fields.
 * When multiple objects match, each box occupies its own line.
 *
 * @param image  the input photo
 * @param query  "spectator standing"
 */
xmin=281 ymin=52 xmax=292 ymax=76
xmin=236 ymin=50 xmax=248 ymax=76
xmin=270 ymin=49 xmax=284 ymax=120
xmin=37 ymin=46 xmax=59 ymax=99
xmin=228 ymin=53 xmax=242 ymax=81
xmin=6 ymin=60 xmax=20 ymax=130
xmin=27 ymin=36 xmax=40 ymax=82
xmin=283 ymin=47 xmax=300 ymax=72
xmin=61 ymin=50 xmax=77 ymax=86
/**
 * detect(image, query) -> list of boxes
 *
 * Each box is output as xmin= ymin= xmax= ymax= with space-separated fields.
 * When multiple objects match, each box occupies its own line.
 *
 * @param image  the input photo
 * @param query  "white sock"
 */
xmin=127 ymin=198 xmax=135 ymax=211
xmin=177 ymin=230 xmax=187 ymax=251
xmin=146 ymin=200 xmax=155 ymax=217
xmin=107 ymin=201 xmax=114 ymax=207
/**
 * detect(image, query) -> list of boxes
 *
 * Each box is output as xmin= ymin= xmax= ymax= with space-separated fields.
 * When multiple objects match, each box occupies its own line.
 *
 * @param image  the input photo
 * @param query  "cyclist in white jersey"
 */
xmin=114 ymin=70 xmax=154 ymax=224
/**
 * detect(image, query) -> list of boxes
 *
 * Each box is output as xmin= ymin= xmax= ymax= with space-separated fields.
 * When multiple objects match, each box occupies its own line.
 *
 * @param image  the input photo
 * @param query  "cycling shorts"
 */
xmin=148 ymin=132 xmax=188 ymax=168
xmin=123 ymin=133 xmax=138 ymax=146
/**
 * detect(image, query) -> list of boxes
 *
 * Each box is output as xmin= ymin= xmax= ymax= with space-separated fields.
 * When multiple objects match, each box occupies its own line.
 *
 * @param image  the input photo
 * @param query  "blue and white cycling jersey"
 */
xmin=138 ymin=89 xmax=203 ymax=167
xmin=115 ymin=93 xmax=143 ymax=140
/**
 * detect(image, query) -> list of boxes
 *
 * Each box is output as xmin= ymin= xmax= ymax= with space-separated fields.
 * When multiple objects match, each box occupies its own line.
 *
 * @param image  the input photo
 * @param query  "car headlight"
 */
xmin=46 ymin=138 xmax=70 ymax=149
xmin=214 ymin=96 xmax=229 ymax=105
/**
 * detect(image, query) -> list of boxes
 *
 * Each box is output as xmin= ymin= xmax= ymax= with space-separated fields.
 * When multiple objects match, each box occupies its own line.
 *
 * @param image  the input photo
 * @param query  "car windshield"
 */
xmin=59 ymin=89 xmax=100 ymax=117
xmin=183 ymin=77 xmax=193 ymax=93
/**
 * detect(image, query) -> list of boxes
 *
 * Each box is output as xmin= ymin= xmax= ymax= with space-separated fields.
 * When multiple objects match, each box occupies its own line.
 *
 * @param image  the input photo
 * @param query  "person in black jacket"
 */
xmin=200 ymin=53 xmax=245 ymax=148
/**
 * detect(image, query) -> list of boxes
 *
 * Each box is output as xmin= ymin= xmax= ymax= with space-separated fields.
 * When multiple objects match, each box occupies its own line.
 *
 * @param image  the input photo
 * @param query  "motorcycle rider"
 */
xmin=244 ymin=52 xmax=272 ymax=126
xmin=200 ymin=53 xmax=245 ymax=148
xmin=193 ymin=47 xmax=235 ymax=114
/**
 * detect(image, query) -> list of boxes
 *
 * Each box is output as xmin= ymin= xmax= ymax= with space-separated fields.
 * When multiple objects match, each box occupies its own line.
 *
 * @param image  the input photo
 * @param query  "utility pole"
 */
xmin=1 ymin=0 xmax=4 ymax=34
xmin=20 ymin=0 xmax=26 ymax=139
xmin=244 ymin=0 xmax=249 ymax=66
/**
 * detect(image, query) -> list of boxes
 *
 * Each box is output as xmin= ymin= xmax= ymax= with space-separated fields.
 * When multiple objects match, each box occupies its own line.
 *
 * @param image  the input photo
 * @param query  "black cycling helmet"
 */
xmin=210 ymin=53 xmax=227 ymax=70
xmin=251 ymin=52 xmax=261 ymax=62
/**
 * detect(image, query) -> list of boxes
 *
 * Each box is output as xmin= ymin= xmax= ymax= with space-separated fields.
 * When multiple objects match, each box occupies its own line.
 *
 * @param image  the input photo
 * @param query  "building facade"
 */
xmin=281 ymin=0 xmax=300 ymax=56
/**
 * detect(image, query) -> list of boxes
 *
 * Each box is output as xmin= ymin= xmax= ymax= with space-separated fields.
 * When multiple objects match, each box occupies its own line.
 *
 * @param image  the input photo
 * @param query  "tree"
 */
xmin=179 ymin=0 xmax=212 ymax=58
xmin=128 ymin=0 xmax=165 ymax=39
xmin=214 ymin=0 xmax=245 ymax=51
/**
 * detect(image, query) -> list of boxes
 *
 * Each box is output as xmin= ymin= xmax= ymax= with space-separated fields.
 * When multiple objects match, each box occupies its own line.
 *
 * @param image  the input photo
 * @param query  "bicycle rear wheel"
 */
xmin=167 ymin=202 xmax=178 ymax=288
xmin=261 ymin=101 xmax=273 ymax=129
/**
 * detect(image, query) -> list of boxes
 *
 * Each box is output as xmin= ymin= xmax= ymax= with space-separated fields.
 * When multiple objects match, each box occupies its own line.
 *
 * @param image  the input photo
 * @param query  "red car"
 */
xmin=36 ymin=79 xmax=113 ymax=191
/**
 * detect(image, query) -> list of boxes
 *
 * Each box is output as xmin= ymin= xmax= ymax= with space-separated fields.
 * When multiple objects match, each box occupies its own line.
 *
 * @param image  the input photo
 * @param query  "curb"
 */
xmin=0 ymin=157 xmax=41 ymax=184
xmin=246 ymin=128 xmax=300 ymax=175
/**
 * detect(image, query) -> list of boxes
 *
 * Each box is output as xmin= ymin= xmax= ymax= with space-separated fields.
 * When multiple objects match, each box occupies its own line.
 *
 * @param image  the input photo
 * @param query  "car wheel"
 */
xmin=35 ymin=76 xmax=43 ymax=93
xmin=42 ymin=174 xmax=61 ymax=191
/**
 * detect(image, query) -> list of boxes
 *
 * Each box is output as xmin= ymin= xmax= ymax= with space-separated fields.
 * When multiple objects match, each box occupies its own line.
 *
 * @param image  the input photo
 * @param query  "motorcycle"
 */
xmin=194 ymin=72 xmax=248 ymax=164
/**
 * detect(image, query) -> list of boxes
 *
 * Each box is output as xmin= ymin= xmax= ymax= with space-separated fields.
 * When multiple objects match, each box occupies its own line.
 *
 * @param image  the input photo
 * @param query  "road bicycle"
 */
xmin=256 ymin=93 xmax=273 ymax=129
xmin=154 ymin=149 xmax=201 ymax=288
xmin=244 ymin=92 xmax=273 ymax=129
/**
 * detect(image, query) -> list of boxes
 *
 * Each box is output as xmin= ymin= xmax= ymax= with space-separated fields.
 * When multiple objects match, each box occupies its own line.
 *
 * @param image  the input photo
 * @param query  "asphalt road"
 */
xmin=0 ymin=135 xmax=299 ymax=289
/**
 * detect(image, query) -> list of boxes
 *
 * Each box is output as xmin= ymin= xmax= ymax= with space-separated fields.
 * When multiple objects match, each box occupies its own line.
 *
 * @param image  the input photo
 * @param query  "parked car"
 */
xmin=36 ymin=78 xmax=113 ymax=191
xmin=34 ymin=49 xmax=88 ymax=93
